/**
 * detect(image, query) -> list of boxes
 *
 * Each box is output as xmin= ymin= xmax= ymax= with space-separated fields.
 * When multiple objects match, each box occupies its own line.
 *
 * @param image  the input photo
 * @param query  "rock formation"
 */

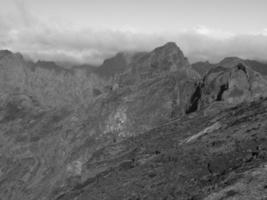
xmin=87 ymin=42 xmax=201 ymax=139
xmin=186 ymin=60 xmax=267 ymax=115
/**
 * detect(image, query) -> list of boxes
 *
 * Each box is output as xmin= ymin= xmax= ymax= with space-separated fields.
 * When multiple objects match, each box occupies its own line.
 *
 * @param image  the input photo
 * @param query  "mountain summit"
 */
xmin=152 ymin=42 xmax=189 ymax=69
xmin=131 ymin=42 xmax=190 ymax=74
xmin=118 ymin=42 xmax=199 ymax=86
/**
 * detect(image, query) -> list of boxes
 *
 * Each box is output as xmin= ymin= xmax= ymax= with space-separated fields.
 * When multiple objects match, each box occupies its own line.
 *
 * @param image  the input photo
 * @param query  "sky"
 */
xmin=0 ymin=0 xmax=266 ymax=65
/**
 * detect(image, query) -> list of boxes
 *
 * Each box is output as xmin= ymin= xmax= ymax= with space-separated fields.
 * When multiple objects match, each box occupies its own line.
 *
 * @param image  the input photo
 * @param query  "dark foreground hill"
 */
xmin=0 ymin=92 xmax=267 ymax=200
xmin=57 ymin=97 xmax=267 ymax=200
xmin=0 ymin=43 xmax=267 ymax=200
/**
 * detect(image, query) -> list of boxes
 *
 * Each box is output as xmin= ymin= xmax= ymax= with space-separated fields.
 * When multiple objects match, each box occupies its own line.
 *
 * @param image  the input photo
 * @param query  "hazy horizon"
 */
xmin=0 ymin=0 xmax=267 ymax=65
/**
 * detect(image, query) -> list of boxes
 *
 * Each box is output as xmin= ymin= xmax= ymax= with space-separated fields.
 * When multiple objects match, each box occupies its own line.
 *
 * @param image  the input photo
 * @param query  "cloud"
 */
xmin=0 ymin=1 xmax=267 ymax=65
xmin=176 ymin=29 xmax=267 ymax=63
xmin=262 ymin=29 xmax=267 ymax=36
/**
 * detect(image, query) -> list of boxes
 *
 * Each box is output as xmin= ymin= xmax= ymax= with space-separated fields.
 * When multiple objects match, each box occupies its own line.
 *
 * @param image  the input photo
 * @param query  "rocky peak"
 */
xmin=120 ymin=42 xmax=194 ymax=85
xmin=116 ymin=42 xmax=200 ymax=87
xmin=144 ymin=42 xmax=190 ymax=72
xmin=153 ymin=42 xmax=183 ymax=57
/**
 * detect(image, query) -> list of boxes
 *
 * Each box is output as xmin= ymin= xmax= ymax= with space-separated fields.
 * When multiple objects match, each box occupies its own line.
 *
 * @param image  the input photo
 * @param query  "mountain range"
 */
xmin=0 ymin=42 xmax=267 ymax=200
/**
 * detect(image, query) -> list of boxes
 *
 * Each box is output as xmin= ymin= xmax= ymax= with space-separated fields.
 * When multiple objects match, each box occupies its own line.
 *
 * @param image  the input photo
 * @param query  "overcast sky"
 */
xmin=0 ymin=0 xmax=266 ymax=65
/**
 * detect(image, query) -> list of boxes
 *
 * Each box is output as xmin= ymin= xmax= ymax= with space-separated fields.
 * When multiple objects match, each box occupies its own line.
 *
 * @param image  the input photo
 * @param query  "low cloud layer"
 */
xmin=0 ymin=2 xmax=267 ymax=65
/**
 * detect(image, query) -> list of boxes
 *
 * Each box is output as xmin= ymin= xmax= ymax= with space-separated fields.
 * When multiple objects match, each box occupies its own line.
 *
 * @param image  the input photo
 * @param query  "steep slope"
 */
xmin=118 ymin=42 xmax=199 ymax=86
xmin=58 ymin=97 xmax=267 ymax=200
xmin=1 ymin=91 xmax=266 ymax=200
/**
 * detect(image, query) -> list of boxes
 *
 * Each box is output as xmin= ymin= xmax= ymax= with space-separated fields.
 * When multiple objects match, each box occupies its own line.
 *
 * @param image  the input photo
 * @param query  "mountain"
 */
xmin=192 ymin=57 xmax=267 ymax=77
xmin=87 ymin=42 xmax=201 ymax=139
xmin=0 ymin=43 xmax=267 ymax=200
xmin=0 ymin=80 xmax=266 ymax=200
xmin=0 ymin=51 xmax=108 ymax=107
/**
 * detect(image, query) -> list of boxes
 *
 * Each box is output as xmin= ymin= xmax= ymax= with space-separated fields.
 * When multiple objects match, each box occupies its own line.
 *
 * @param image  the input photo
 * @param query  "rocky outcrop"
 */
xmin=204 ymin=65 xmax=254 ymax=103
xmin=186 ymin=61 xmax=267 ymax=114
xmin=192 ymin=57 xmax=267 ymax=77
